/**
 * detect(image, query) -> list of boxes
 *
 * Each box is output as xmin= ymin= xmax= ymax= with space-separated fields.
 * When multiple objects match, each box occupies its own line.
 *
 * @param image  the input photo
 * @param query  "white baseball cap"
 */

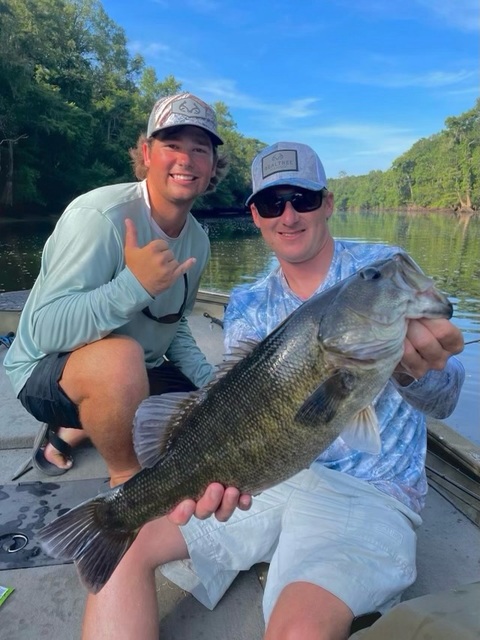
xmin=147 ymin=92 xmax=224 ymax=145
xmin=246 ymin=141 xmax=327 ymax=205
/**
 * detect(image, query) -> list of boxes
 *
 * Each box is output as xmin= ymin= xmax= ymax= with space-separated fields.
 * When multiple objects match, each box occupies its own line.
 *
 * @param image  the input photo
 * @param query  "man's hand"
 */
xmin=167 ymin=483 xmax=252 ymax=526
xmin=394 ymin=318 xmax=464 ymax=383
xmin=124 ymin=218 xmax=196 ymax=296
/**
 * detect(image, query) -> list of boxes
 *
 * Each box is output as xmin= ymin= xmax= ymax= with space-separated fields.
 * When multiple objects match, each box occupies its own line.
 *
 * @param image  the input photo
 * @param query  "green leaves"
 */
xmin=329 ymin=99 xmax=480 ymax=212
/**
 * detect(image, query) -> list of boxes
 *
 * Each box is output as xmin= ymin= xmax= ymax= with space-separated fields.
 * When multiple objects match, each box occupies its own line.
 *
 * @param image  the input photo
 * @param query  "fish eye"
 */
xmin=360 ymin=267 xmax=382 ymax=280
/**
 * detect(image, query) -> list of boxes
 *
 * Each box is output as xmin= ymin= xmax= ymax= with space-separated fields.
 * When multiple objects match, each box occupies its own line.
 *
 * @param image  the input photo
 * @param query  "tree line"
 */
xmin=0 ymin=0 xmax=263 ymax=215
xmin=329 ymin=100 xmax=479 ymax=213
xmin=0 ymin=0 xmax=478 ymax=216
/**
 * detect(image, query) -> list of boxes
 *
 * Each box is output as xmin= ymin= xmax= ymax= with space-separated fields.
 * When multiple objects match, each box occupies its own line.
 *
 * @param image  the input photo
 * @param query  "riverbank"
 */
xmin=1 ymin=204 xmax=478 ymax=223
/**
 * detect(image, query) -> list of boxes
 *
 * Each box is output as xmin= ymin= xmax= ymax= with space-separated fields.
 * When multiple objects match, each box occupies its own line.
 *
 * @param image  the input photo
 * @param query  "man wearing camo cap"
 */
xmin=6 ymin=92 xmax=248 ymax=522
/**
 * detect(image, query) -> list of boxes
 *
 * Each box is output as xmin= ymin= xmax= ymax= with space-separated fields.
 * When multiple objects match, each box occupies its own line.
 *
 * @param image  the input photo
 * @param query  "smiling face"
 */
xmin=143 ymin=125 xmax=217 ymax=218
xmin=250 ymin=186 xmax=335 ymax=267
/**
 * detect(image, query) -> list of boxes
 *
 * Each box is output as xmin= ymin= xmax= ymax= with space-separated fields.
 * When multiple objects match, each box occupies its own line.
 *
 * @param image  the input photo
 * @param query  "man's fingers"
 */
xmin=124 ymin=218 xmax=138 ymax=248
xmin=399 ymin=318 xmax=464 ymax=380
xmin=194 ymin=483 xmax=225 ymax=520
xmin=418 ymin=318 xmax=464 ymax=354
xmin=166 ymin=485 xmax=251 ymax=526
xmin=213 ymin=487 xmax=242 ymax=522
xmin=173 ymin=257 xmax=197 ymax=279
xmin=167 ymin=500 xmax=196 ymax=526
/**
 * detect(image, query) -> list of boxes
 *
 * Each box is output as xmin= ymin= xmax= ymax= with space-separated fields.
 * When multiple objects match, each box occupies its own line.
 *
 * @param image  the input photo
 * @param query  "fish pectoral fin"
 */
xmin=133 ymin=392 xmax=202 ymax=468
xmin=295 ymin=370 xmax=356 ymax=426
xmin=339 ymin=405 xmax=381 ymax=455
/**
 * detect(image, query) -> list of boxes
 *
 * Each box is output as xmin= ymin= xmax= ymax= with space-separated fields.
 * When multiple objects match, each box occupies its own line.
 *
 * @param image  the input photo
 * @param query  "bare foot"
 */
xmin=43 ymin=427 xmax=89 ymax=469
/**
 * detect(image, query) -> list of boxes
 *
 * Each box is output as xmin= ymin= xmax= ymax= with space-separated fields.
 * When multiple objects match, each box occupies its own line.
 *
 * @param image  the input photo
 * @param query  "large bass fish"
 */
xmin=38 ymin=253 xmax=453 ymax=593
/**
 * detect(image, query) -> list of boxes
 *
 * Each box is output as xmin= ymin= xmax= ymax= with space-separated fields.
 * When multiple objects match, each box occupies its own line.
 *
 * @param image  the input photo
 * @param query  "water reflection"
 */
xmin=199 ymin=217 xmax=276 ymax=292
xmin=1 ymin=211 xmax=479 ymax=444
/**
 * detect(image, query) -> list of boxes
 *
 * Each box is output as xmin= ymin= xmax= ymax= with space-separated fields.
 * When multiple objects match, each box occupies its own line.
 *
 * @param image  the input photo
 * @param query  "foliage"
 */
xmin=0 ymin=0 xmax=263 ymax=214
xmin=0 ymin=0 xmax=478 ymax=215
xmin=330 ymin=99 xmax=480 ymax=212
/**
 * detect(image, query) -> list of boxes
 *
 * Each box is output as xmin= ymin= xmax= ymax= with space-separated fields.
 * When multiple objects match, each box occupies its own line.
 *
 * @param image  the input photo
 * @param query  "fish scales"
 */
xmin=112 ymin=319 xmax=334 ymax=529
xmin=37 ymin=253 xmax=454 ymax=593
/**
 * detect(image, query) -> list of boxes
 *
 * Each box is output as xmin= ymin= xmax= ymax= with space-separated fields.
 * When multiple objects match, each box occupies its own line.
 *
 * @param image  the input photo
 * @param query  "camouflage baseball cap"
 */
xmin=246 ymin=142 xmax=327 ymax=205
xmin=147 ymin=92 xmax=223 ymax=145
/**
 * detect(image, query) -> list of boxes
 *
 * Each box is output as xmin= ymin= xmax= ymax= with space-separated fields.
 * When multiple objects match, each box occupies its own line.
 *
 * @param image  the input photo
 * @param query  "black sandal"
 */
xmin=11 ymin=423 xmax=74 ymax=481
xmin=32 ymin=423 xmax=73 ymax=476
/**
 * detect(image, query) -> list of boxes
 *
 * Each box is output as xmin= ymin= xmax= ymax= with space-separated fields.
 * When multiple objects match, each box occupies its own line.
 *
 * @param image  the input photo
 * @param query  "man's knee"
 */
xmin=61 ymin=335 xmax=148 ymax=401
xmin=265 ymin=582 xmax=353 ymax=640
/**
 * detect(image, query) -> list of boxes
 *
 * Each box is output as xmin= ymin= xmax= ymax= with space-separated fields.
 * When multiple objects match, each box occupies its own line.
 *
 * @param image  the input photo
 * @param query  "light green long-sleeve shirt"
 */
xmin=4 ymin=181 xmax=214 ymax=396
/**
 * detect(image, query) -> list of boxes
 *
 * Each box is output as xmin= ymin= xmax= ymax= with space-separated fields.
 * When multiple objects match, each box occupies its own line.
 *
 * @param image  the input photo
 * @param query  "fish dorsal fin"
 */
xmin=133 ymin=392 xmax=204 ymax=468
xmin=213 ymin=338 xmax=260 ymax=381
xmin=229 ymin=338 xmax=259 ymax=358
xmin=133 ymin=339 xmax=261 ymax=468
xmin=340 ymin=405 xmax=381 ymax=455
xmin=295 ymin=369 xmax=357 ymax=425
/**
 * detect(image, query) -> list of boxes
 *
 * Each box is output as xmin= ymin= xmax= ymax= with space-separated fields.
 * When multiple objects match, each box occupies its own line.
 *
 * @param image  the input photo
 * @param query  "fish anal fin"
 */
xmin=295 ymin=370 xmax=356 ymax=426
xmin=340 ymin=405 xmax=381 ymax=455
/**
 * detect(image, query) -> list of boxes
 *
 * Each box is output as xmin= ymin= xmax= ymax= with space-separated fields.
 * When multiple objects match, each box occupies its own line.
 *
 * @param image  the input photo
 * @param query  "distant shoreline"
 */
xmin=0 ymin=205 xmax=477 ymax=222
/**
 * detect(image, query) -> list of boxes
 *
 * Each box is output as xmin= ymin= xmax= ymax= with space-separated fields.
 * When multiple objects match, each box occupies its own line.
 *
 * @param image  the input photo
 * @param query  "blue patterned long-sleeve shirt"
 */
xmin=223 ymin=240 xmax=465 ymax=513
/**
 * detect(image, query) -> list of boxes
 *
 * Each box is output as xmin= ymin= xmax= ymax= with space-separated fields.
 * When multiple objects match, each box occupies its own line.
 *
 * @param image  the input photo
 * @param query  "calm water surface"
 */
xmin=1 ymin=210 xmax=479 ymax=444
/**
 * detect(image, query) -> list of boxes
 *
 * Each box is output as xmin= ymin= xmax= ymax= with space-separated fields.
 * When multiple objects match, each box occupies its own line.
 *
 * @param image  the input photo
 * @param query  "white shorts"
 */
xmin=160 ymin=466 xmax=422 ymax=623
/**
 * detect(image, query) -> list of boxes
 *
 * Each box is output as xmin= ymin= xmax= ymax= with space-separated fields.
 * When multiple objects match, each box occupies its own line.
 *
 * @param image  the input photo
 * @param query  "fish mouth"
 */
xmin=392 ymin=253 xmax=453 ymax=320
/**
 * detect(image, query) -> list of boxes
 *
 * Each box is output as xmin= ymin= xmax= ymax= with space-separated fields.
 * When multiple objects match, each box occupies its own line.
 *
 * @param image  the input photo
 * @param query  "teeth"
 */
xmin=172 ymin=174 xmax=195 ymax=180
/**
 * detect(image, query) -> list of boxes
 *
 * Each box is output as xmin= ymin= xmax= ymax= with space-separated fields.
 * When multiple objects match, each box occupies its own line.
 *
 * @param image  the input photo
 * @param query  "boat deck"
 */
xmin=0 ymin=293 xmax=479 ymax=638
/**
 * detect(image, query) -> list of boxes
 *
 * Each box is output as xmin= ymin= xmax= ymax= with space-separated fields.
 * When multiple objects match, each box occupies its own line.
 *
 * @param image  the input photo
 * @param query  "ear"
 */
xmin=324 ymin=191 xmax=334 ymax=220
xmin=250 ymin=204 xmax=261 ymax=229
xmin=142 ymin=140 xmax=151 ymax=168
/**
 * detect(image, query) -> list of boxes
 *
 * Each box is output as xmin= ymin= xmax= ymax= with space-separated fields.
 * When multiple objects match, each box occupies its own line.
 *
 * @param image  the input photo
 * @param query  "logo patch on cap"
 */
xmin=172 ymin=97 xmax=209 ymax=119
xmin=262 ymin=150 xmax=298 ymax=178
xmin=148 ymin=92 xmax=222 ymax=143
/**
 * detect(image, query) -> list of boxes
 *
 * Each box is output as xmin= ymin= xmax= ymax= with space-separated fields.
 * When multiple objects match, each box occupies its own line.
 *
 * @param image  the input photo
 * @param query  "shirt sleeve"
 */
xmin=30 ymin=208 xmax=152 ymax=353
xmin=223 ymin=289 xmax=265 ymax=354
xmin=392 ymin=356 xmax=465 ymax=418
xmin=165 ymin=317 xmax=215 ymax=388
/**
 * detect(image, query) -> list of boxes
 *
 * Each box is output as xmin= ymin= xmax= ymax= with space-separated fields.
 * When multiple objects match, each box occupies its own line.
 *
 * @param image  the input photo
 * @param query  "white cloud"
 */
xmin=415 ymin=0 xmax=480 ymax=32
xmin=345 ymin=69 xmax=477 ymax=89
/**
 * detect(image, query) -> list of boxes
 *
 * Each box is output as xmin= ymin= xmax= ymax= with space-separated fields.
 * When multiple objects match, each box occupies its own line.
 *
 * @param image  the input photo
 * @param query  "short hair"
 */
xmin=128 ymin=129 xmax=229 ymax=193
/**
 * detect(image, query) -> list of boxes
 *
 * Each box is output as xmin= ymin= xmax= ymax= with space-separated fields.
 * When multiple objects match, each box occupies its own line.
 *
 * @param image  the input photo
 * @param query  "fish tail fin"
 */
xmin=37 ymin=497 xmax=137 ymax=594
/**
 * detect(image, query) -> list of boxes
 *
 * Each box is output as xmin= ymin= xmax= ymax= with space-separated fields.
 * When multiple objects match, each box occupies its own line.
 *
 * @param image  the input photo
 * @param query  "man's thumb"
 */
xmin=124 ymin=218 xmax=138 ymax=248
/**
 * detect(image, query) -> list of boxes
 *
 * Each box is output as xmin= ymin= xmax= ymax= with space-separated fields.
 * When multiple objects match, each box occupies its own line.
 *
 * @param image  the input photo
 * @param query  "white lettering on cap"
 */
xmin=262 ymin=150 xmax=298 ymax=178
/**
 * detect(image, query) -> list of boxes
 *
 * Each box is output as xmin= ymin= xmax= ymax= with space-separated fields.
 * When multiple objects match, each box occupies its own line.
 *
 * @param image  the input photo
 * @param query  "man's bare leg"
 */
xmin=82 ymin=513 xmax=188 ymax=639
xmin=59 ymin=334 xmax=149 ymax=484
xmin=265 ymin=582 xmax=353 ymax=640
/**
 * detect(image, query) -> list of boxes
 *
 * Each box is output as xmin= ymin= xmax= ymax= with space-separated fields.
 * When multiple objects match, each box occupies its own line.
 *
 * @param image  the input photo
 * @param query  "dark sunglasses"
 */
xmin=142 ymin=273 xmax=188 ymax=324
xmin=252 ymin=188 xmax=325 ymax=218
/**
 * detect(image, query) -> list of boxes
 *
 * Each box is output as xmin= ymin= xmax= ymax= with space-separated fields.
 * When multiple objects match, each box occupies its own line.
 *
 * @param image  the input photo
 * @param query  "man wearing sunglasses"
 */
xmin=6 ymin=92 xmax=250 ymax=523
xmin=82 ymin=142 xmax=464 ymax=639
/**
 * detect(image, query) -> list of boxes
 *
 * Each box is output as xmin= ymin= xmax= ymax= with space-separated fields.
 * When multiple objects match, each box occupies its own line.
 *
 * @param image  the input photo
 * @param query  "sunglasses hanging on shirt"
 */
xmin=142 ymin=273 xmax=188 ymax=324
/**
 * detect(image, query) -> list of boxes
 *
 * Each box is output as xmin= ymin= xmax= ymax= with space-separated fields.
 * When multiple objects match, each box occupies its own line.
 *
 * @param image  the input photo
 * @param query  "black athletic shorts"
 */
xmin=18 ymin=352 xmax=197 ymax=430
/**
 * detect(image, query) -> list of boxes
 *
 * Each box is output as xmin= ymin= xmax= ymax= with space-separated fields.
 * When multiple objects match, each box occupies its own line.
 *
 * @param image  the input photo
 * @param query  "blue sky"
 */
xmin=101 ymin=0 xmax=479 ymax=178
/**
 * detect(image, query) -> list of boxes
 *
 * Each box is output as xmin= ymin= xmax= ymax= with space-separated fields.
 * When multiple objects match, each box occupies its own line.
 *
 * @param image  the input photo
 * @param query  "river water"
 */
xmin=1 ymin=210 xmax=479 ymax=444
